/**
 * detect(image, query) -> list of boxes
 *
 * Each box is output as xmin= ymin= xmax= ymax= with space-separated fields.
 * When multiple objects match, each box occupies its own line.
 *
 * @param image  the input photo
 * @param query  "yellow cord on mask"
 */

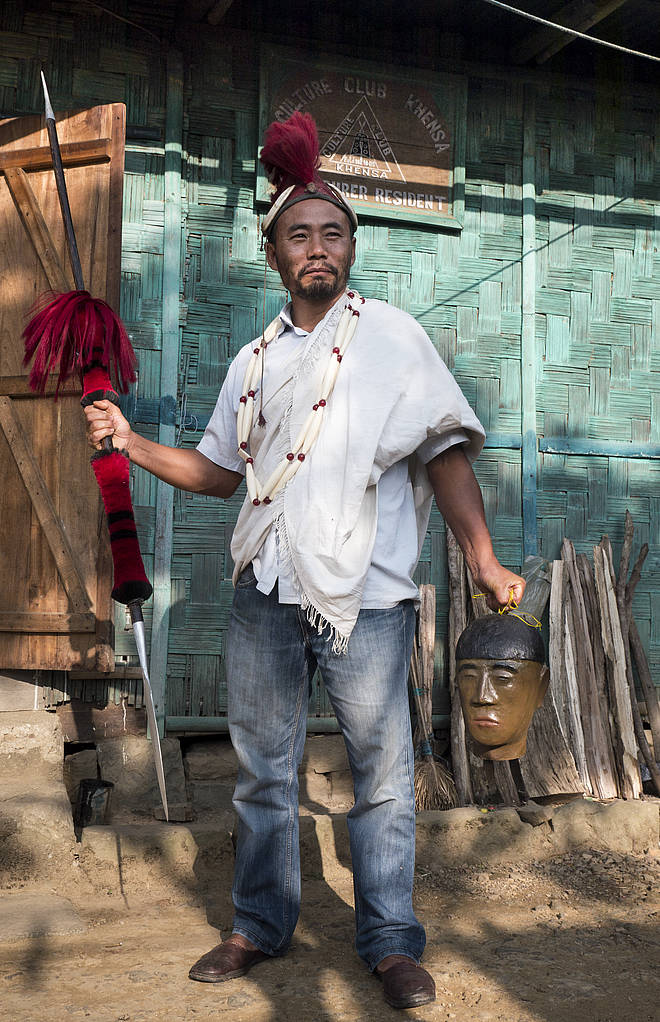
xmin=471 ymin=589 xmax=541 ymax=629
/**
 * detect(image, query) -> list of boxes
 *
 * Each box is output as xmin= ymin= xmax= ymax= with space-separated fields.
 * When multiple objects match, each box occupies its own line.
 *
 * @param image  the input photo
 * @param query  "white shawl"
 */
xmin=230 ymin=296 xmax=484 ymax=651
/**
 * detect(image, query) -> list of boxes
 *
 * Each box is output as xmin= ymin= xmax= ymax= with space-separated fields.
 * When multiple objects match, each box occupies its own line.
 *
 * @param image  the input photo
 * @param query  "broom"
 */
xmin=410 ymin=585 xmax=457 ymax=811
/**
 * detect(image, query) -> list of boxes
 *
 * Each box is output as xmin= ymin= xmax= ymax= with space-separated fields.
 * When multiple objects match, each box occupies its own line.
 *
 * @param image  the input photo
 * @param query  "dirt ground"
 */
xmin=1 ymin=844 xmax=658 ymax=1022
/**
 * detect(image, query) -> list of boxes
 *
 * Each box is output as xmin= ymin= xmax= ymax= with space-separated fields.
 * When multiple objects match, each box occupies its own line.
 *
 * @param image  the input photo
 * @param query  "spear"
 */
xmin=23 ymin=72 xmax=169 ymax=821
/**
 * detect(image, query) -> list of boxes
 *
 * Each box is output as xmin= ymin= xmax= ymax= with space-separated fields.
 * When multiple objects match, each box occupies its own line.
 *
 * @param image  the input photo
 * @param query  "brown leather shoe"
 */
xmin=188 ymin=939 xmax=269 ymax=983
xmin=377 ymin=959 xmax=436 ymax=1009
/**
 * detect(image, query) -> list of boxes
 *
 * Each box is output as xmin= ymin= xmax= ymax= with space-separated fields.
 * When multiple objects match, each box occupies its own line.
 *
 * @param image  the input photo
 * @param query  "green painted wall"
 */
xmin=1 ymin=3 xmax=658 ymax=722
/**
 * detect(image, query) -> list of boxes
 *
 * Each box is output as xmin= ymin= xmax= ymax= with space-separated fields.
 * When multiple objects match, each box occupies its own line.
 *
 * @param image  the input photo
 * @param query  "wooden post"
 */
xmin=612 ymin=524 xmax=660 ymax=795
xmin=150 ymin=50 xmax=184 ymax=739
xmin=593 ymin=542 xmax=642 ymax=799
xmin=562 ymin=597 xmax=592 ymax=790
xmin=418 ymin=583 xmax=436 ymax=724
xmin=519 ymin=696 xmax=584 ymax=798
xmin=446 ymin=528 xmax=473 ymax=806
xmin=576 ymin=551 xmax=619 ymax=787
xmin=562 ymin=539 xmax=618 ymax=797
xmin=521 ymin=83 xmax=538 ymax=559
xmin=630 ymin=619 xmax=660 ymax=764
xmin=548 ymin=561 xmax=569 ymax=738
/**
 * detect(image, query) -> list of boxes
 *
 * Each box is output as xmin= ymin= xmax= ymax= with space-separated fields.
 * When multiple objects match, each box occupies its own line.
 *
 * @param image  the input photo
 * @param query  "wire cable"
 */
xmin=77 ymin=0 xmax=162 ymax=43
xmin=478 ymin=0 xmax=660 ymax=63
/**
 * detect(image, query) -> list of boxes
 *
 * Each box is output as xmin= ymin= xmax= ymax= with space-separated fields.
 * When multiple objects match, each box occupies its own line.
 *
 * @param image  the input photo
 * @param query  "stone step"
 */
xmin=76 ymin=798 xmax=659 ymax=902
xmin=0 ymin=710 xmax=65 ymax=778
xmin=78 ymin=812 xmax=353 ymax=899
xmin=0 ymin=711 xmax=76 ymax=884
xmin=96 ymin=735 xmax=187 ymax=821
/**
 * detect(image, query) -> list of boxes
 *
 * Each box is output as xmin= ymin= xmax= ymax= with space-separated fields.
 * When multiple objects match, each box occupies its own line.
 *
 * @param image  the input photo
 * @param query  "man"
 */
xmin=85 ymin=112 xmax=524 ymax=1010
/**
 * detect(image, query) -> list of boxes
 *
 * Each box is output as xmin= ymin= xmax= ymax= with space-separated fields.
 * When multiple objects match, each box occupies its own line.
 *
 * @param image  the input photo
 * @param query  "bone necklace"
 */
xmin=236 ymin=290 xmax=364 ymax=506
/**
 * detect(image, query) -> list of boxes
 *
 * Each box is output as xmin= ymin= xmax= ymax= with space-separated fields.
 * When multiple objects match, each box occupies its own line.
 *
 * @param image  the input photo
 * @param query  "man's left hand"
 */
xmin=472 ymin=559 xmax=525 ymax=612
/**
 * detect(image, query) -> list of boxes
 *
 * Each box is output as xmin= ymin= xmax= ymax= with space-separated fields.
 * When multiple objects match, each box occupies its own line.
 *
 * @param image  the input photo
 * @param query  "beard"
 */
xmin=283 ymin=251 xmax=352 ymax=302
xmin=296 ymin=275 xmax=340 ymax=301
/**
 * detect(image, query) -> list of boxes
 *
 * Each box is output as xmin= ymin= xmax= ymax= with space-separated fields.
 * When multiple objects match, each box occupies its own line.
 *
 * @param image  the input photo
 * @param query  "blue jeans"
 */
xmin=225 ymin=566 xmax=426 ymax=969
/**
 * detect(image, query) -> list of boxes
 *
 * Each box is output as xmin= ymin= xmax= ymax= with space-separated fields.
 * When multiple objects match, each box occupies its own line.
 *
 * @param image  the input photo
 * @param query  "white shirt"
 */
xmin=198 ymin=298 xmax=471 ymax=609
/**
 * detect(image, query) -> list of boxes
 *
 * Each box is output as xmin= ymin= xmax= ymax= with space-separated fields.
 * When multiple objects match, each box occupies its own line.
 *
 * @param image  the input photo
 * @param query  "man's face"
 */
xmin=265 ymin=198 xmax=355 ymax=302
xmin=456 ymin=658 xmax=549 ymax=758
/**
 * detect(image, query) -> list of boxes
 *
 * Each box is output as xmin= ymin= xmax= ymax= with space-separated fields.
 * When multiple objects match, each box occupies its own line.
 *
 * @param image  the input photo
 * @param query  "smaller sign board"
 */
xmin=258 ymin=46 xmax=466 ymax=230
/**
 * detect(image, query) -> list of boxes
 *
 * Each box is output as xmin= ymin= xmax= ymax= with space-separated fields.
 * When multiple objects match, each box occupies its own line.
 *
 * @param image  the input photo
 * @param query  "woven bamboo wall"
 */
xmin=0 ymin=4 xmax=658 ymax=723
xmin=532 ymin=78 xmax=660 ymax=671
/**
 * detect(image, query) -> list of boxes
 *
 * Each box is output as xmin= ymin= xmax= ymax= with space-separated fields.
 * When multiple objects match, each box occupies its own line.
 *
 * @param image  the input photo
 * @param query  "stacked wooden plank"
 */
xmin=447 ymin=513 xmax=659 ymax=806
xmin=552 ymin=514 xmax=660 ymax=800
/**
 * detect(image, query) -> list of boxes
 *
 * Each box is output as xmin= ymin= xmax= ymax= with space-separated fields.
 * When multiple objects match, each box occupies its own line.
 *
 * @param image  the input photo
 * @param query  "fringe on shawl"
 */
xmin=275 ymin=510 xmax=350 ymax=656
xmin=300 ymin=592 xmax=350 ymax=656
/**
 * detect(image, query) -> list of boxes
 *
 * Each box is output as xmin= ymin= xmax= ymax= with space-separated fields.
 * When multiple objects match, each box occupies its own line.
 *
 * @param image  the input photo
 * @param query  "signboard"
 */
xmin=257 ymin=46 xmax=466 ymax=230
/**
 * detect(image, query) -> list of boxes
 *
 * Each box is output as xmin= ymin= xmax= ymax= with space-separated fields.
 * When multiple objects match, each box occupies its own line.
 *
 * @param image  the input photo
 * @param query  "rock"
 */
xmin=183 ymin=738 xmax=238 ymax=781
xmin=516 ymin=801 xmax=555 ymax=827
xmin=185 ymin=778 xmax=234 ymax=814
xmin=96 ymin=736 xmax=187 ymax=820
xmin=415 ymin=798 xmax=660 ymax=865
xmin=300 ymin=770 xmax=331 ymax=805
xmin=0 ymin=710 xmax=64 ymax=778
xmin=81 ymin=822 xmax=196 ymax=865
xmin=298 ymin=736 xmax=353 ymax=810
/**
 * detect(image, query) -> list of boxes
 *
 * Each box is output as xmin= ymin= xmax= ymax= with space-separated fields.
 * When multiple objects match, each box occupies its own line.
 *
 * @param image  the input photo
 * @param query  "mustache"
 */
xmin=298 ymin=264 xmax=337 ymax=278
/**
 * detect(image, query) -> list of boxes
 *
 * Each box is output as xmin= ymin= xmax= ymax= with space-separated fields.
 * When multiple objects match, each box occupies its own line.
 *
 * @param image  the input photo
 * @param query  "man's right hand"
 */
xmin=83 ymin=400 xmax=243 ymax=499
xmin=84 ymin=399 xmax=132 ymax=452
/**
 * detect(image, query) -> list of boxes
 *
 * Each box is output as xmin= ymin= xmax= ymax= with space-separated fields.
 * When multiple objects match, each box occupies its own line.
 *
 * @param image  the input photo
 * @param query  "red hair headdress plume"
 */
xmin=260 ymin=112 xmax=358 ymax=238
xmin=261 ymin=111 xmax=320 ymax=195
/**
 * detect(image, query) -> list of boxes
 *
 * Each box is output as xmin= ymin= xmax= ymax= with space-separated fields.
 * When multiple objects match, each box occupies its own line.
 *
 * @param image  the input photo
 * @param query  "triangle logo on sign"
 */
xmin=321 ymin=97 xmax=406 ymax=183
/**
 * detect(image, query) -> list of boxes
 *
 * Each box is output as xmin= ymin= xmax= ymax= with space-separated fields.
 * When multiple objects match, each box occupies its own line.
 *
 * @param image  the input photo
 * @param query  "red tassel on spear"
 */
xmin=23 ymin=288 xmax=152 ymax=606
xmin=22 ymin=73 xmax=168 ymax=820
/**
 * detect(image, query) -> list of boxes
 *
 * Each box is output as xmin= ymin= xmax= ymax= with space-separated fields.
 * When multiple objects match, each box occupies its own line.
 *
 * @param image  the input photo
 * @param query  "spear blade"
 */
xmin=130 ymin=602 xmax=169 ymax=822
xmin=40 ymin=71 xmax=84 ymax=291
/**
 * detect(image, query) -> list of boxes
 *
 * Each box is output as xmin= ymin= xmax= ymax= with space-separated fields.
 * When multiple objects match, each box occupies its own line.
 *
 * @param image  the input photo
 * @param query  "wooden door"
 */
xmin=0 ymin=103 xmax=125 ymax=671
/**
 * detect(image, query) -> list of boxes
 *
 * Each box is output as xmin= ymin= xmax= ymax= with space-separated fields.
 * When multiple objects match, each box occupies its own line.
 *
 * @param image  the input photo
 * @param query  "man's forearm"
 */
xmin=426 ymin=446 xmax=525 ymax=609
xmin=126 ymin=432 xmax=242 ymax=498
xmin=426 ymin=447 xmax=494 ymax=577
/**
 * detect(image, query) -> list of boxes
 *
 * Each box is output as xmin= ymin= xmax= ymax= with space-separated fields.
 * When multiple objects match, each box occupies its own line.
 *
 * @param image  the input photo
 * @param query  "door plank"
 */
xmin=0 ymin=138 xmax=112 ymax=173
xmin=4 ymin=167 xmax=70 ymax=292
xmin=0 ymin=612 xmax=96 ymax=633
xmin=0 ymin=396 xmax=92 ymax=614
xmin=0 ymin=376 xmax=81 ymax=398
